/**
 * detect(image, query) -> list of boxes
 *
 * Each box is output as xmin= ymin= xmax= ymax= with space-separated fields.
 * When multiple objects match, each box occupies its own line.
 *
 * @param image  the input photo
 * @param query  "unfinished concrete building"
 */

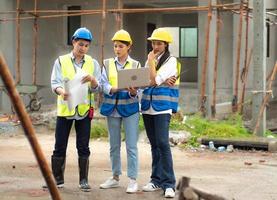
xmin=0 ymin=0 xmax=276 ymax=134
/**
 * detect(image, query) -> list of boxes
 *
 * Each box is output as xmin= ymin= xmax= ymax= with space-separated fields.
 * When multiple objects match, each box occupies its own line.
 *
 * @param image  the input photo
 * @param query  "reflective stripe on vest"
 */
xmin=57 ymin=54 xmax=94 ymax=117
xmin=141 ymin=57 xmax=180 ymax=113
xmin=100 ymin=58 xmax=139 ymax=117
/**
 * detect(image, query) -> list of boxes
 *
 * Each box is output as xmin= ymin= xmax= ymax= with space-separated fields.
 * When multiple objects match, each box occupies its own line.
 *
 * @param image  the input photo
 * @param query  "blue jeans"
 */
xmin=53 ymin=116 xmax=91 ymax=158
xmin=107 ymin=112 xmax=139 ymax=179
xmin=142 ymin=114 xmax=176 ymax=190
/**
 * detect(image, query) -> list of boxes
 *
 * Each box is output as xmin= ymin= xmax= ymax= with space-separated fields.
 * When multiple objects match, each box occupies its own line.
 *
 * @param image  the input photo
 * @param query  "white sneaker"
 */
xmin=100 ymin=177 xmax=119 ymax=189
xmin=126 ymin=179 xmax=138 ymax=193
xmin=142 ymin=182 xmax=161 ymax=192
xmin=57 ymin=183 xmax=64 ymax=188
xmin=165 ymin=188 xmax=175 ymax=198
xmin=42 ymin=183 xmax=64 ymax=189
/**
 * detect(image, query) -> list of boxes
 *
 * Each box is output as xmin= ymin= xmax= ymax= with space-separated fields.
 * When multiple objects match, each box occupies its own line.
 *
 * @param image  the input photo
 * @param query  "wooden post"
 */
xmin=0 ymin=54 xmax=62 ymax=200
xmin=177 ymin=176 xmax=226 ymax=200
xmin=97 ymin=0 xmax=107 ymax=108
xmin=239 ymin=0 xmax=250 ymax=114
xmin=211 ymin=3 xmax=221 ymax=118
xmin=100 ymin=0 xmax=106 ymax=64
xmin=200 ymin=0 xmax=212 ymax=117
xmin=116 ymin=0 xmax=122 ymax=30
xmin=253 ymin=62 xmax=277 ymax=135
xmin=16 ymin=0 xmax=21 ymax=84
xmin=239 ymin=48 xmax=253 ymax=114
xmin=232 ymin=0 xmax=244 ymax=112
xmin=32 ymin=0 xmax=38 ymax=85
xmin=266 ymin=65 xmax=275 ymax=82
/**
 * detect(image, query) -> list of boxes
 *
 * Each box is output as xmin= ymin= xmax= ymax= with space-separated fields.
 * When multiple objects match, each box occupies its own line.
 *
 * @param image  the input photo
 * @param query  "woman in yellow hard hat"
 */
xmin=99 ymin=29 xmax=141 ymax=193
xmin=141 ymin=28 xmax=180 ymax=198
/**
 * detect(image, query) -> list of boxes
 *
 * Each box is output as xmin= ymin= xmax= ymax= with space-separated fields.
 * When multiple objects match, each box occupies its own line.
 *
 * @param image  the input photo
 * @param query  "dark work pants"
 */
xmin=142 ymin=113 xmax=176 ymax=190
xmin=52 ymin=116 xmax=91 ymax=158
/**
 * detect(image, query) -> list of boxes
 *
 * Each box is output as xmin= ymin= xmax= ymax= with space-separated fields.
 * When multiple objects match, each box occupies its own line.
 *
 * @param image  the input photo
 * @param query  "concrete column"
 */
xmin=252 ymin=0 xmax=266 ymax=136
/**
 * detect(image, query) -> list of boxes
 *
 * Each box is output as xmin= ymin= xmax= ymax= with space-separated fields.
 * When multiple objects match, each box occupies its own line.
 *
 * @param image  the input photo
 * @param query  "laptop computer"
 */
xmin=117 ymin=67 xmax=150 ymax=89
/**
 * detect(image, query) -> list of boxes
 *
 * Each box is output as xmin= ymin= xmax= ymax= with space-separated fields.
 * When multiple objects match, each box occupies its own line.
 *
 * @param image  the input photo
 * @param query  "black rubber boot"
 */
xmin=51 ymin=156 xmax=66 ymax=188
xmin=78 ymin=157 xmax=91 ymax=192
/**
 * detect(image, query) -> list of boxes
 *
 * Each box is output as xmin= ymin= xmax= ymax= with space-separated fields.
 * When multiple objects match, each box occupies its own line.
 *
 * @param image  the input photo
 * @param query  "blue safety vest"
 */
xmin=100 ymin=58 xmax=140 ymax=117
xmin=141 ymin=57 xmax=181 ymax=113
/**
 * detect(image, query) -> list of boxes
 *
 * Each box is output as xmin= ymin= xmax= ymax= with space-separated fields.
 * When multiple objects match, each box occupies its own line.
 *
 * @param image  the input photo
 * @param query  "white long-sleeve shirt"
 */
xmin=142 ymin=55 xmax=177 ymax=115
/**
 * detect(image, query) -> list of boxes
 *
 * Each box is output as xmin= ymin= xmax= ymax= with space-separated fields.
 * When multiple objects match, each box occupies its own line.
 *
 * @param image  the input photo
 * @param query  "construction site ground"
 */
xmin=0 ymin=125 xmax=277 ymax=200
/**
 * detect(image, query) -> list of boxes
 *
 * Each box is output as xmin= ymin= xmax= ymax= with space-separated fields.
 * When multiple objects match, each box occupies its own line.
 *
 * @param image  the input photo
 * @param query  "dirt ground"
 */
xmin=1 ymin=126 xmax=277 ymax=200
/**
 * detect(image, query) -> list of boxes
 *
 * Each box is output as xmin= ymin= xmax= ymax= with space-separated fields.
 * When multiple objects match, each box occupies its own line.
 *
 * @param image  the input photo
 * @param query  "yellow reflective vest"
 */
xmin=57 ymin=54 xmax=94 ymax=117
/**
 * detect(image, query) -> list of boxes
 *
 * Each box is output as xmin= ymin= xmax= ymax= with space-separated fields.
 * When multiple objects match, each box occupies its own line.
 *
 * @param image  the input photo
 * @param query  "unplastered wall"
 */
xmin=0 ymin=0 xmax=16 ymax=111
xmin=11 ymin=0 xmax=120 ymax=105
xmin=123 ymin=11 xmax=199 ymax=82
xmin=123 ymin=13 xmax=147 ymax=65
xmin=266 ymin=0 xmax=277 ymax=98
xmin=198 ymin=0 xmax=234 ymax=99
xmin=162 ymin=13 xmax=198 ymax=82
xmin=232 ymin=0 xmax=277 ymax=103
xmin=123 ymin=12 xmax=158 ymax=67
xmin=266 ymin=0 xmax=277 ymax=72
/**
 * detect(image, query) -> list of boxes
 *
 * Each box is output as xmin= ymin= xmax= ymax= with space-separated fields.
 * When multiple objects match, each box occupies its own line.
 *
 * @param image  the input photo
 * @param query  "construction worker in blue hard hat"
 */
xmin=48 ymin=27 xmax=101 ymax=192
xmin=99 ymin=29 xmax=141 ymax=193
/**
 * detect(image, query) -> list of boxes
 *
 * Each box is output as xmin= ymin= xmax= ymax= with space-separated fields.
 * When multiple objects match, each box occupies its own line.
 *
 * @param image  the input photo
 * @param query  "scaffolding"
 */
xmin=0 ymin=2 xmax=276 ymax=199
xmin=0 ymin=0 xmax=276 ymax=123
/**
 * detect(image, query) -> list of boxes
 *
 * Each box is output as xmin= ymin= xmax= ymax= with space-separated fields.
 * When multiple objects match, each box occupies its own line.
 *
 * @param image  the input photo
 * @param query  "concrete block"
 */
xmin=215 ymin=102 xmax=232 ymax=114
xmin=268 ymin=141 xmax=277 ymax=152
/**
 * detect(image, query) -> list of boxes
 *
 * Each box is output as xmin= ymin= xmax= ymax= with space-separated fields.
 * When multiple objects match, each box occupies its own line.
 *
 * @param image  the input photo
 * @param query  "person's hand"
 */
xmin=128 ymin=87 xmax=138 ymax=96
xmin=61 ymin=91 xmax=69 ymax=101
xmin=82 ymin=75 xmax=98 ymax=88
xmin=56 ymin=88 xmax=69 ymax=100
xmin=165 ymin=76 xmax=177 ymax=87
xmin=147 ymin=50 xmax=159 ymax=63
xmin=110 ymin=87 xmax=118 ymax=95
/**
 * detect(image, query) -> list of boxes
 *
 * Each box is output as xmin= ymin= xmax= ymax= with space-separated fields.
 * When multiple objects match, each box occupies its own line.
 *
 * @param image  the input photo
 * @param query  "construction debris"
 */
xmin=177 ymin=176 xmax=226 ymax=200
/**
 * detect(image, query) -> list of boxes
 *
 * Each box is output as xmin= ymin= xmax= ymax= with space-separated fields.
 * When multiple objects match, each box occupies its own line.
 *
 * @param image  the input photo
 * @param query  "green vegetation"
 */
xmin=90 ymin=115 xmax=145 ymax=139
xmin=170 ymin=113 xmax=252 ymax=147
xmin=90 ymin=119 xmax=108 ymax=138
xmin=90 ymin=113 xmax=272 ymax=148
xmin=139 ymin=115 xmax=145 ymax=131
xmin=265 ymin=129 xmax=276 ymax=138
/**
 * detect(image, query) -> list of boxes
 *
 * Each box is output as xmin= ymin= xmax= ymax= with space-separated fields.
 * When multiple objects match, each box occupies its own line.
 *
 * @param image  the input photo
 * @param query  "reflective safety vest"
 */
xmin=100 ymin=58 xmax=140 ymax=117
xmin=57 ymin=54 xmax=94 ymax=117
xmin=141 ymin=57 xmax=181 ymax=113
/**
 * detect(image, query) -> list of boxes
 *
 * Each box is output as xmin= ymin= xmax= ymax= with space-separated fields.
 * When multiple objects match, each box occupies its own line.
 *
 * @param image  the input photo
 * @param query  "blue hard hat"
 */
xmin=72 ymin=27 xmax=93 ymax=42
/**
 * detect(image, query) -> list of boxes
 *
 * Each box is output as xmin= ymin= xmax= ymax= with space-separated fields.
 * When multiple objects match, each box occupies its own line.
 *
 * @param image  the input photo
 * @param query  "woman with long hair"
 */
xmin=99 ymin=29 xmax=141 ymax=194
xmin=141 ymin=28 xmax=180 ymax=198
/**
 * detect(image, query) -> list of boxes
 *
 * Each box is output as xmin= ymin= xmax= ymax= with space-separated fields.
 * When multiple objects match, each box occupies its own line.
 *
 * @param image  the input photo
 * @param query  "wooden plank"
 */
xmin=0 ymin=54 xmax=62 ymax=200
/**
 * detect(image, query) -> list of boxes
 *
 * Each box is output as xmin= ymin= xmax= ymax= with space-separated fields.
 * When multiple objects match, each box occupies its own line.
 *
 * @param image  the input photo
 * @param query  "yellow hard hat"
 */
xmin=147 ymin=28 xmax=173 ymax=43
xmin=111 ymin=29 xmax=132 ymax=45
